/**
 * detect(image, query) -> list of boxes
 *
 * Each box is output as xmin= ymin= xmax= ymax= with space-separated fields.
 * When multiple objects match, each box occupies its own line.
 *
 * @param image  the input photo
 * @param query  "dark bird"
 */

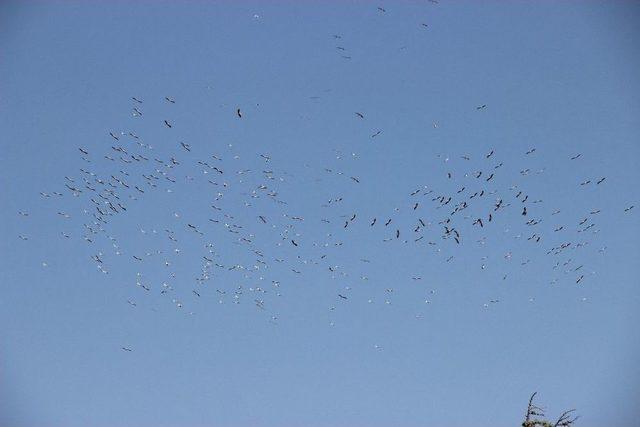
xmin=377 ymin=7 xmax=386 ymax=12
xmin=351 ymin=176 xmax=360 ymax=183
xmin=355 ymin=112 xmax=365 ymax=119
xmin=476 ymin=104 xmax=487 ymax=110
xmin=237 ymin=108 xmax=242 ymax=118
xmin=121 ymin=347 xmax=133 ymax=352
xmin=396 ymin=229 xmax=400 ymax=239
xmin=291 ymin=239 xmax=298 ymax=247
xmin=109 ymin=132 xmax=119 ymax=141
xmin=571 ymin=153 xmax=582 ymax=160
xmin=338 ymin=294 xmax=348 ymax=300
xmin=258 ymin=215 xmax=267 ymax=223
xmin=165 ymin=96 xmax=175 ymax=103
xmin=132 ymin=97 xmax=143 ymax=104
xmin=486 ymin=150 xmax=494 ymax=158
xmin=385 ymin=218 xmax=392 ymax=226
xmin=522 ymin=206 xmax=527 ymax=216
xmin=486 ymin=173 xmax=494 ymax=182
xmin=164 ymin=120 xmax=172 ymax=128
xmin=624 ymin=205 xmax=634 ymax=212
xmin=370 ymin=218 xmax=377 ymax=226
xmin=79 ymin=148 xmax=89 ymax=155
xmin=596 ymin=177 xmax=606 ymax=185
xmin=180 ymin=142 xmax=191 ymax=152
xmin=371 ymin=130 xmax=382 ymax=138
xmin=525 ymin=148 xmax=536 ymax=155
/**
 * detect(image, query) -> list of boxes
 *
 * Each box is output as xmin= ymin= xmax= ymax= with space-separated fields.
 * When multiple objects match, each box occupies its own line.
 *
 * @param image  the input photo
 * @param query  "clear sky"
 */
xmin=1 ymin=2 xmax=639 ymax=427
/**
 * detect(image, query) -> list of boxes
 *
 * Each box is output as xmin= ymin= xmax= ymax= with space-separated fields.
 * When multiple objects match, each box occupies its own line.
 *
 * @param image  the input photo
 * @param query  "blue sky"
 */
xmin=1 ymin=2 xmax=639 ymax=426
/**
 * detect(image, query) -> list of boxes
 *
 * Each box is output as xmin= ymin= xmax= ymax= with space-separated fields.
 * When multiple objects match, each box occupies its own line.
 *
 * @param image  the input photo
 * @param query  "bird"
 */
xmin=355 ymin=112 xmax=365 ymax=119
xmin=180 ymin=142 xmax=191 ymax=152
xmin=237 ymin=108 xmax=242 ymax=118
xmin=121 ymin=347 xmax=133 ymax=352
xmin=164 ymin=120 xmax=172 ymax=128
xmin=371 ymin=130 xmax=382 ymax=138
xmin=165 ymin=96 xmax=175 ymax=103
xmin=476 ymin=104 xmax=487 ymax=110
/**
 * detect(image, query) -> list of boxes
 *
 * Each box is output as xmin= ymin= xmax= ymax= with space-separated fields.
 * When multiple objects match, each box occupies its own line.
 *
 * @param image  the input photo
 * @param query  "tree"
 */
xmin=522 ymin=392 xmax=579 ymax=427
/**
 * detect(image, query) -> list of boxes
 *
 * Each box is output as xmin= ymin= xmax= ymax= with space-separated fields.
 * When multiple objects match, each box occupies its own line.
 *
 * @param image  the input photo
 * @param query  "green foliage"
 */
xmin=522 ymin=392 xmax=579 ymax=427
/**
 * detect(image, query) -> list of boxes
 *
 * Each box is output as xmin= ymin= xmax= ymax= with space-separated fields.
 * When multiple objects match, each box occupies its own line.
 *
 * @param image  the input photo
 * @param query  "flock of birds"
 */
xmin=16 ymin=10 xmax=635 ymax=353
